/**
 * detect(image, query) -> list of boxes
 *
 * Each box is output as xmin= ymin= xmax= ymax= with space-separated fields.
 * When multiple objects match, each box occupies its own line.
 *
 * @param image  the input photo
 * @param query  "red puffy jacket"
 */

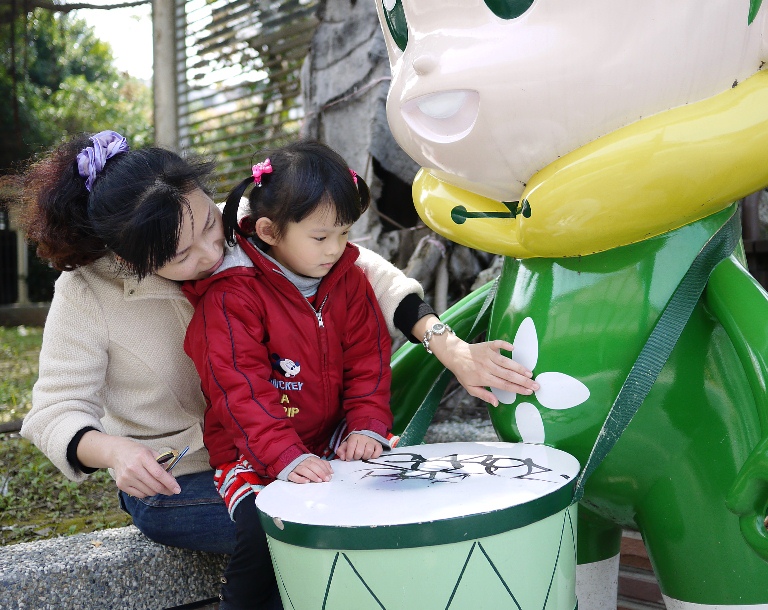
xmin=183 ymin=236 xmax=393 ymax=479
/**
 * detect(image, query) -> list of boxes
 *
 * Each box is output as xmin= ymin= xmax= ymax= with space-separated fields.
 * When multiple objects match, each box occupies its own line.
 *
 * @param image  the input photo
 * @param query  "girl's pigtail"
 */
xmin=354 ymin=173 xmax=371 ymax=214
xmin=222 ymin=177 xmax=254 ymax=246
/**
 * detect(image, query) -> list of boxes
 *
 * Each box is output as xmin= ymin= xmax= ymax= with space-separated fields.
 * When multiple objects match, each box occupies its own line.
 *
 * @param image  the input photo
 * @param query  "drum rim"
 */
xmin=257 ymin=479 xmax=575 ymax=549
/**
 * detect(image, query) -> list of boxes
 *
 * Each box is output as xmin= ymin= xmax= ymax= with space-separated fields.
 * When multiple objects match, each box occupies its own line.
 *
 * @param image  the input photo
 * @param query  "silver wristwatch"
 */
xmin=422 ymin=322 xmax=455 ymax=354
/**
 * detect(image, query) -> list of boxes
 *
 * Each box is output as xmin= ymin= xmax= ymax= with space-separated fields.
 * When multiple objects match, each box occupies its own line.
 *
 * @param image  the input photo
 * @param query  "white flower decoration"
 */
xmin=491 ymin=317 xmax=590 ymax=443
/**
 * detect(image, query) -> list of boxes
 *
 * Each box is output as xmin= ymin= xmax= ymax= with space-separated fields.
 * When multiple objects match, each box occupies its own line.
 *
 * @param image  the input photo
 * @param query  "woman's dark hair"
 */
xmin=222 ymin=140 xmax=370 ymax=247
xmin=11 ymin=133 xmax=216 ymax=279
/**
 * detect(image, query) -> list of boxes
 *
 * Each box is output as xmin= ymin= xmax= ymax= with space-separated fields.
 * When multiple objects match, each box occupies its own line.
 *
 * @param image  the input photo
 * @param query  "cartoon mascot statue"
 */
xmin=378 ymin=1 xmax=768 ymax=608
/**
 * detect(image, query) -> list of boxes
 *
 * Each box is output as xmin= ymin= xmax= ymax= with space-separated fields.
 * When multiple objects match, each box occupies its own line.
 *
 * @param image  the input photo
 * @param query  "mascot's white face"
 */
xmin=377 ymin=0 xmax=768 ymax=203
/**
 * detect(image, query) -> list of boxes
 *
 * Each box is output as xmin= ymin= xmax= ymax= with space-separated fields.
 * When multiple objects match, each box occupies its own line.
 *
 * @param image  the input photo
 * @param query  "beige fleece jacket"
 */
xmin=21 ymin=246 xmax=421 ymax=482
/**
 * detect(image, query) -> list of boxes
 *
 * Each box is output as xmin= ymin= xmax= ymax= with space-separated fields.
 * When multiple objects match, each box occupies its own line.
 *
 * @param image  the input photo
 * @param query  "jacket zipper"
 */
xmin=272 ymin=269 xmax=333 ymax=430
xmin=316 ymin=295 xmax=331 ymax=428
xmin=315 ymin=296 xmax=327 ymax=327
xmin=271 ymin=269 xmax=328 ymax=325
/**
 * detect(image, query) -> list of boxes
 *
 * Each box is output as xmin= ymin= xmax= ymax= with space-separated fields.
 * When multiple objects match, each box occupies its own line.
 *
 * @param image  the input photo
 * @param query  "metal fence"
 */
xmin=177 ymin=0 xmax=318 ymax=196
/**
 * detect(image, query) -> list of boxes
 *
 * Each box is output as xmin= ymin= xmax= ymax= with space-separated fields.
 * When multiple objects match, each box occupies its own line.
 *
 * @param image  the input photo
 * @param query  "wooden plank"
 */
xmin=618 ymin=531 xmax=665 ymax=608
xmin=619 ymin=566 xmax=664 ymax=605
xmin=621 ymin=533 xmax=653 ymax=572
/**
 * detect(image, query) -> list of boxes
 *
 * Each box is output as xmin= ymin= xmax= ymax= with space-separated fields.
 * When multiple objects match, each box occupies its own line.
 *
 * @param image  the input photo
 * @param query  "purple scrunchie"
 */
xmin=76 ymin=130 xmax=130 ymax=192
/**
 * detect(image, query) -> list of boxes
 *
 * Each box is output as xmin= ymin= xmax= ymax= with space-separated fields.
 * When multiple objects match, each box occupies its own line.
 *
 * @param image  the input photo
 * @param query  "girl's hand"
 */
xmin=78 ymin=432 xmax=181 ymax=498
xmin=431 ymin=333 xmax=539 ymax=407
xmin=288 ymin=456 xmax=333 ymax=483
xmin=336 ymin=434 xmax=383 ymax=461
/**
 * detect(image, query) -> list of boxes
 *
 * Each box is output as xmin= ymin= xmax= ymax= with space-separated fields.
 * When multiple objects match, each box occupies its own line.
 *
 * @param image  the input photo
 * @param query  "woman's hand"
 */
xmin=412 ymin=314 xmax=538 ymax=407
xmin=433 ymin=334 xmax=539 ymax=406
xmin=77 ymin=431 xmax=181 ymax=498
xmin=288 ymin=456 xmax=333 ymax=483
xmin=336 ymin=434 xmax=383 ymax=461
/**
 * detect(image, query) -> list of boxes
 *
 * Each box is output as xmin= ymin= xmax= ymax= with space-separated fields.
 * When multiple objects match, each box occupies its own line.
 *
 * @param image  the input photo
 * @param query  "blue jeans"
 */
xmin=218 ymin=499 xmax=282 ymax=610
xmin=119 ymin=470 xmax=237 ymax=555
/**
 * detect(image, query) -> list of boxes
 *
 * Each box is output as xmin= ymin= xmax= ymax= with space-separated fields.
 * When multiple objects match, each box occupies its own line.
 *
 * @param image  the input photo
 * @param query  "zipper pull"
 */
xmin=315 ymin=295 xmax=328 ymax=327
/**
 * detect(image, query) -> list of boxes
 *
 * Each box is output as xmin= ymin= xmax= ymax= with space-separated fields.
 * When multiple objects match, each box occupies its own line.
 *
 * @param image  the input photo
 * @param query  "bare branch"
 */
xmin=22 ymin=1 xmax=150 ymax=13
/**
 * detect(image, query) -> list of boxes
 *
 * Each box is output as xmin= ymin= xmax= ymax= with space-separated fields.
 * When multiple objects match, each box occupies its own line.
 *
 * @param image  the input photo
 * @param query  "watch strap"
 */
xmin=422 ymin=322 xmax=454 ymax=354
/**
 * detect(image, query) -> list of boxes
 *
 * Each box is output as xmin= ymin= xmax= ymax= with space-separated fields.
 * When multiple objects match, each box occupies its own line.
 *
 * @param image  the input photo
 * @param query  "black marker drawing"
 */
xmin=357 ymin=453 xmax=558 ymax=484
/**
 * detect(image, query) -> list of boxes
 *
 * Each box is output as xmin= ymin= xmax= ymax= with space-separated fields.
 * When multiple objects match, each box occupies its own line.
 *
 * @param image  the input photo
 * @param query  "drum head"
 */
xmin=256 ymin=442 xmax=579 ymax=549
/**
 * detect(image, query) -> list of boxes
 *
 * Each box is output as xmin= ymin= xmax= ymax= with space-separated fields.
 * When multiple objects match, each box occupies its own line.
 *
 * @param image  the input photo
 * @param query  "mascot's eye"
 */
xmin=484 ymin=0 xmax=535 ymax=20
xmin=382 ymin=0 xmax=408 ymax=51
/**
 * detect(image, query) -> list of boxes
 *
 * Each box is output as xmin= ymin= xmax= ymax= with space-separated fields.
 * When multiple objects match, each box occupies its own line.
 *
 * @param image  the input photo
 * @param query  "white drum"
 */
xmin=256 ymin=441 xmax=580 ymax=610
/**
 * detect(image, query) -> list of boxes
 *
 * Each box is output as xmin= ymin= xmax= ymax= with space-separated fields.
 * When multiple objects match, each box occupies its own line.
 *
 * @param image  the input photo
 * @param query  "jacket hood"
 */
xmin=182 ymin=236 xmax=360 ymax=307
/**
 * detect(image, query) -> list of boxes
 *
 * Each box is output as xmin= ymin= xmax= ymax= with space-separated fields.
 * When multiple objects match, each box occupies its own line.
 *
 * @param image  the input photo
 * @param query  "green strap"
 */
xmin=399 ymin=278 xmax=500 ymax=446
xmin=573 ymin=210 xmax=742 ymax=502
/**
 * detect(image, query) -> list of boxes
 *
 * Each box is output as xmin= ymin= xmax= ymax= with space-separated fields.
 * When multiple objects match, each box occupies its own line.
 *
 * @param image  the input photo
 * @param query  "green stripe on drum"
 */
xmin=257 ymin=479 xmax=575 ymax=549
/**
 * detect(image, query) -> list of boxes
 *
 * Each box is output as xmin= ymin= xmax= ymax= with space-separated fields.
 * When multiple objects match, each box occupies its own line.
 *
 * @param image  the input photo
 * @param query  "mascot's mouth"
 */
xmin=451 ymin=200 xmax=532 ymax=225
xmin=402 ymin=89 xmax=479 ymax=143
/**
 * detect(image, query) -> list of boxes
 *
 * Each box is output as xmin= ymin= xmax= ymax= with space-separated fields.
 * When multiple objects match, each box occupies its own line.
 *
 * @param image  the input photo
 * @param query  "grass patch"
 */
xmin=0 ymin=325 xmax=132 ymax=546
xmin=0 ymin=325 xmax=43 ymax=424
xmin=0 ymin=435 xmax=132 ymax=546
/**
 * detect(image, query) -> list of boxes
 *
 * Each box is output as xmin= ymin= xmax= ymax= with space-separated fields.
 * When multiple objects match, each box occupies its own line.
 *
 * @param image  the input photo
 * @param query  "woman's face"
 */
xmin=156 ymin=189 xmax=226 ymax=282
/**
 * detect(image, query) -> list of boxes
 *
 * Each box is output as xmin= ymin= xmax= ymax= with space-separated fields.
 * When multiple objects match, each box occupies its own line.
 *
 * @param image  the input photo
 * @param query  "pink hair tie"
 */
xmin=349 ymin=168 xmax=358 ymax=186
xmin=252 ymin=159 xmax=273 ymax=186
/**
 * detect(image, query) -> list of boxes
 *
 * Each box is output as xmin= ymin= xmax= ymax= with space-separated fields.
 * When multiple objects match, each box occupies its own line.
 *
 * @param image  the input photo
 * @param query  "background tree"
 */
xmin=0 ymin=4 xmax=153 ymax=302
xmin=0 ymin=5 xmax=152 ymax=172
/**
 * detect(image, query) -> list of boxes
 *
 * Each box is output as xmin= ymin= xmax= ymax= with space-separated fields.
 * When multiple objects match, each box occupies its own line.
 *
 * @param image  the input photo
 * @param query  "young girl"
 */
xmin=182 ymin=141 xmax=397 ymax=609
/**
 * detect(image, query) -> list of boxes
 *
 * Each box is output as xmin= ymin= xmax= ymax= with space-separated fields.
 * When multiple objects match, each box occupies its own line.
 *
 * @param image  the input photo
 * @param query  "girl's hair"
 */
xmin=222 ymin=140 xmax=370 ymax=247
xmin=10 ymin=133 xmax=216 ymax=279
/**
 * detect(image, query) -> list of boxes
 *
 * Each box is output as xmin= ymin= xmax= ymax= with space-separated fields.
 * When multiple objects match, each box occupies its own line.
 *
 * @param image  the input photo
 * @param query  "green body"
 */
xmin=391 ymin=205 xmax=768 ymax=604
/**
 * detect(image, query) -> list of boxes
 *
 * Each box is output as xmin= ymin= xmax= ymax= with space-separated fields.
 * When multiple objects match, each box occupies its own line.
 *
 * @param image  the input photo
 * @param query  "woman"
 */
xmin=14 ymin=130 xmax=538 ymax=555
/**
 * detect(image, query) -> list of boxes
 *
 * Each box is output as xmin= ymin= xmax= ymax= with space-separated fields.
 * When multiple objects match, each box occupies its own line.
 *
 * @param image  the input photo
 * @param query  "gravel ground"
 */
xmin=423 ymin=382 xmax=499 ymax=444
xmin=424 ymin=417 xmax=498 ymax=444
xmin=1 ymin=526 xmax=227 ymax=610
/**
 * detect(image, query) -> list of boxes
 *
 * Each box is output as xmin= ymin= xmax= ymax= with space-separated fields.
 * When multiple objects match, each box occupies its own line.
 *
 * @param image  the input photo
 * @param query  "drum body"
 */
xmin=256 ymin=442 xmax=579 ymax=610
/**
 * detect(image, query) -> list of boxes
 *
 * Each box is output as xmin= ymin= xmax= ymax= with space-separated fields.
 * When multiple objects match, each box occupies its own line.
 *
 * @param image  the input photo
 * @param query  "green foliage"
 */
xmin=0 ymin=7 xmax=153 ymax=171
xmin=0 ymin=435 xmax=132 ymax=546
xmin=17 ymin=10 xmax=114 ymax=90
xmin=0 ymin=325 xmax=132 ymax=545
xmin=41 ymin=74 xmax=153 ymax=148
xmin=0 ymin=325 xmax=43 ymax=424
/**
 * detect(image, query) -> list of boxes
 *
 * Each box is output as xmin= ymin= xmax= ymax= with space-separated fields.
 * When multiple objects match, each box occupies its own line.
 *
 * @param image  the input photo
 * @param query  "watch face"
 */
xmin=433 ymin=323 xmax=446 ymax=333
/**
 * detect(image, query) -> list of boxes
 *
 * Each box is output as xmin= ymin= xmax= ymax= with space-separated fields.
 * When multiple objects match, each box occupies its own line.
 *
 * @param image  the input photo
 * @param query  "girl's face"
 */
xmin=156 ymin=189 xmax=226 ymax=281
xmin=259 ymin=202 xmax=352 ymax=278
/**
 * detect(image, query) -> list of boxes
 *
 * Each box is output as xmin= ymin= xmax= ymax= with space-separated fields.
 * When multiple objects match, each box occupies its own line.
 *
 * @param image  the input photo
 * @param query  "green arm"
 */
xmin=707 ymin=255 xmax=768 ymax=559
xmin=707 ymin=255 xmax=768 ymax=437
xmin=390 ymin=281 xmax=495 ymax=439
